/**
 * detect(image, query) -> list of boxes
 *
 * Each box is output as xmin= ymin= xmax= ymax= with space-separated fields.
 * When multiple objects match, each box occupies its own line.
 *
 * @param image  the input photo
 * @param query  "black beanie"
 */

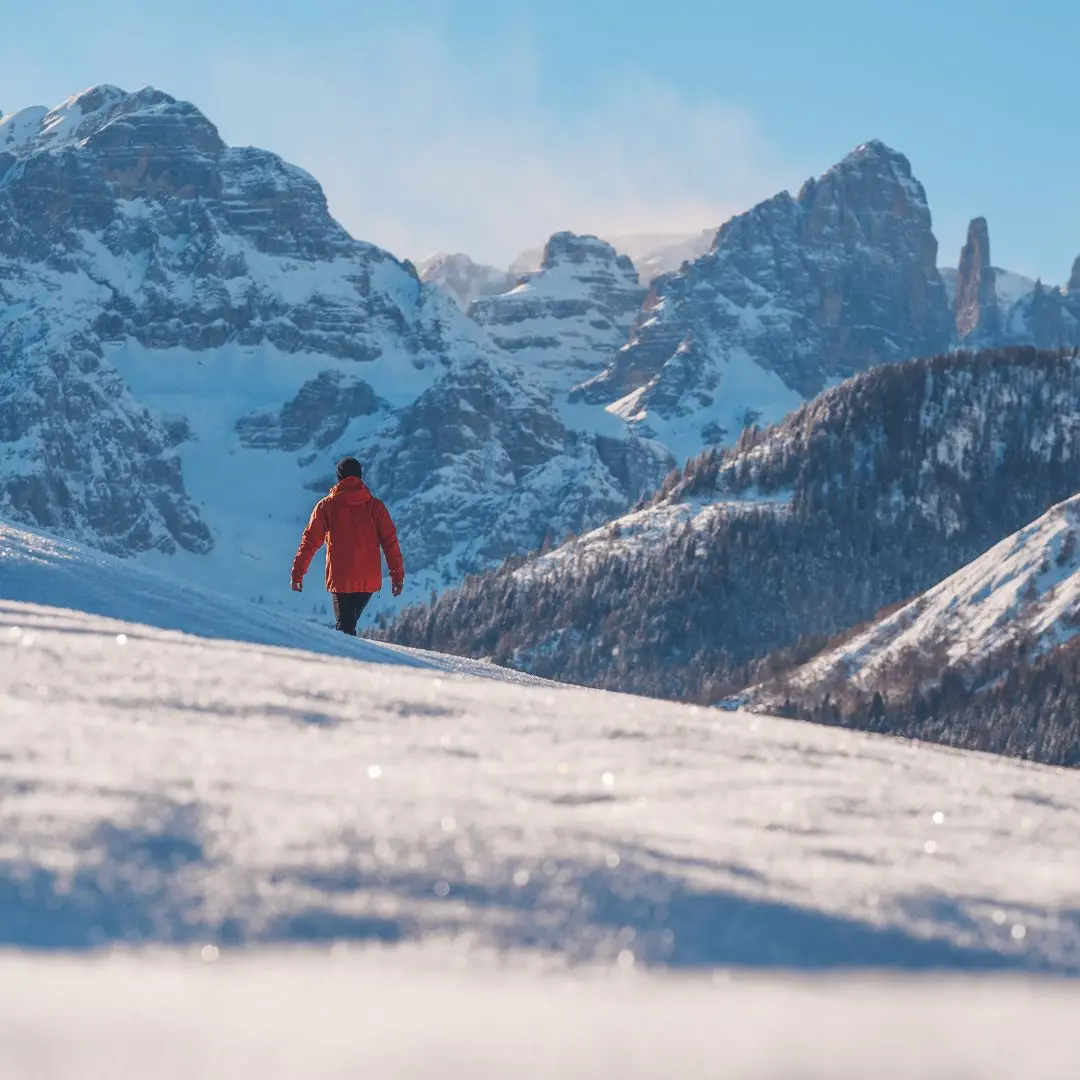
xmin=336 ymin=457 xmax=363 ymax=481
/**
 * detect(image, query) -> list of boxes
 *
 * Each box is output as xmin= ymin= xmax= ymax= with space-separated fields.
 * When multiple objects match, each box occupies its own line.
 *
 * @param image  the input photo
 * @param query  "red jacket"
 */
xmin=291 ymin=477 xmax=404 ymax=594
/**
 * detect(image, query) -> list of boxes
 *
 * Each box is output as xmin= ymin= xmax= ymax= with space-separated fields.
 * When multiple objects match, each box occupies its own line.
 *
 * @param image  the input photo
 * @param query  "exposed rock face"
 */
xmin=344 ymin=354 xmax=668 ymax=581
xmin=0 ymin=315 xmax=210 ymax=556
xmin=235 ymin=371 xmax=382 ymax=453
xmin=0 ymin=86 xmax=667 ymax=605
xmin=1006 ymin=281 xmax=1080 ymax=349
xmin=468 ymin=232 xmax=647 ymax=393
xmin=574 ymin=142 xmax=952 ymax=453
xmin=1069 ymin=256 xmax=1080 ymax=295
xmin=945 ymin=216 xmax=1040 ymax=350
xmin=954 ymin=217 xmax=999 ymax=343
xmin=417 ymin=253 xmax=515 ymax=309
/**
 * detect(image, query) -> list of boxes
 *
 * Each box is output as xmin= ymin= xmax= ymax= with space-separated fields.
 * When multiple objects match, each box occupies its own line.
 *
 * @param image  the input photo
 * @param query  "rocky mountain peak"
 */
xmin=1068 ymin=255 xmax=1080 ymax=295
xmin=0 ymin=85 xmax=671 ymax=612
xmin=0 ymin=85 xmax=224 ymax=160
xmin=954 ymin=216 xmax=999 ymax=342
xmin=417 ymin=252 xmax=515 ymax=309
xmin=541 ymin=231 xmax=634 ymax=275
xmin=573 ymin=140 xmax=950 ymax=457
xmin=467 ymin=231 xmax=646 ymax=393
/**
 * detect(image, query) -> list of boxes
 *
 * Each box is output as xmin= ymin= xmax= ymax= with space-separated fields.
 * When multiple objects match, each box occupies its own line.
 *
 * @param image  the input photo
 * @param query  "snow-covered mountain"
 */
xmin=382 ymin=346 xmax=1080 ymax=722
xmin=4 ymin=89 xmax=1078 ymax=620
xmin=0 ymin=86 xmax=665 ymax=609
xmin=572 ymin=141 xmax=953 ymax=461
xmin=508 ymin=229 xmax=716 ymax=287
xmin=752 ymin=493 xmax=1080 ymax=707
xmin=416 ymin=252 xmax=515 ymax=309
xmin=468 ymin=232 xmax=648 ymax=394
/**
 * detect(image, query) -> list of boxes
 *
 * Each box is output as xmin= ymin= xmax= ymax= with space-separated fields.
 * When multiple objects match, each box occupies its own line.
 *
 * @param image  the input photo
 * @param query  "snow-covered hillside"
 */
xmin=3 ymin=592 xmax=1079 ymax=968
xmin=0 ymin=517 xmax=545 ymax=681
xmin=6 ymin=954 xmax=1080 ymax=1080
xmin=750 ymin=492 xmax=1080 ymax=704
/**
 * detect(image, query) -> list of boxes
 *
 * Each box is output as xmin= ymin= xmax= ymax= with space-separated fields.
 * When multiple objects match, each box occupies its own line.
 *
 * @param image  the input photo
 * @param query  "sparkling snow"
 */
xmin=2 ymin=530 xmax=1079 ymax=1076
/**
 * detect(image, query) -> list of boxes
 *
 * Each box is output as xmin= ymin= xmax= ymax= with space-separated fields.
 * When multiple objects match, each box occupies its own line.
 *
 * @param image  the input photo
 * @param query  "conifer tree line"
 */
xmin=374 ymin=346 xmax=1080 ymax=765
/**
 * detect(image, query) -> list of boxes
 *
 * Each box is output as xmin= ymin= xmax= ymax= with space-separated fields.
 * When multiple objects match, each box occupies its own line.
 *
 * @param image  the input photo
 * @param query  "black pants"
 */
xmin=332 ymin=592 xmax=374 ymax=636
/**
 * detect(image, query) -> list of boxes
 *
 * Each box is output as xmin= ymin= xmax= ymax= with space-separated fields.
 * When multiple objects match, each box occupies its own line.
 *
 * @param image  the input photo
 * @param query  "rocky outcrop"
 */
xmin=0 ymin=314 xmax=210 ymax=555
xmin=953 ymin=217 xmax=999 ymax=343
xmin=1006 ymin=281 xmax=1080 ymax=349
xmin=235 ymin=371 xmax=383 ymax=453
xmin=417 ymin=253 xmax=515 ymax=309
xmin=574 ymin=142 xmax=952 ymax=451
xmin=348 ymin=354 xmax=670 ymax=581
xmin=468 ymin=232 xmax=646 ymax=394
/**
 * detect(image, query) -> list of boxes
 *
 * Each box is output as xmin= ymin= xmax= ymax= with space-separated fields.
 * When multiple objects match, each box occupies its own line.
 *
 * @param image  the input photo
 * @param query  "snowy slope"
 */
xmin=2 ymin=596 xmax=1079 ymax=971
xmin=6 ymin=956 xmax=1080 ymax=1080
xmin=0 ymin=517 xmax=544 ymax=682
xmin=514 ymin=488 xmax=792 ymax=585
xmin=751 ymin=493 xmax=1080 ymax=706
xmin=4 ymin=530 xmax=1080 ymax=1075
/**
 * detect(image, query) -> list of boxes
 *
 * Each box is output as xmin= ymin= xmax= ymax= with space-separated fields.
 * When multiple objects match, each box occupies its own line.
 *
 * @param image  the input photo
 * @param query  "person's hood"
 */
xmin=330 ymin=476 xmax=373 ymax=506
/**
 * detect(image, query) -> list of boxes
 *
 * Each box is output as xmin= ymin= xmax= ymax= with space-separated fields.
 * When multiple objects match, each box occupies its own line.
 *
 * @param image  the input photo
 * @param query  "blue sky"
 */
xmin=1 ymin=0 xmax=1077 ymax=278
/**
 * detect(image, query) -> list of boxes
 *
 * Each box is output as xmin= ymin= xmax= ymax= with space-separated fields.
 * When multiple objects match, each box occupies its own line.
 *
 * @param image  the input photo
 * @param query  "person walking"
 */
xmin=291 ymin=457 xmax=404 ymax=635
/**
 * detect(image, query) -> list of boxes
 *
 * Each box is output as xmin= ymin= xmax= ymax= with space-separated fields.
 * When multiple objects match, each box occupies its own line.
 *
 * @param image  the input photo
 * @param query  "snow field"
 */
xmin=1 ymin=599 xmax=1077 ymax=970
xmin=2 ymin=535 xmax=1080 ymax=1077
xmin=2 ymin=953 xmax=1079 ymax=1080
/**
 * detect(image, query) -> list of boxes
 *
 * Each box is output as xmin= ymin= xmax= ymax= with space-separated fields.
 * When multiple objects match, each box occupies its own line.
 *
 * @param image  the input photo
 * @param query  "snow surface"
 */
xmin=4 ymin=954 xmax=1080 ymax=1080
xmin=3 ymin=522 xmax=1080 ymax=1076
xmin=1 ymin=577 xmax=1077 ymax=969
xmin=0 ymin=518 xmax=544 ymax=683
xmin=769 ymin=493 xmax=1080 ymax=697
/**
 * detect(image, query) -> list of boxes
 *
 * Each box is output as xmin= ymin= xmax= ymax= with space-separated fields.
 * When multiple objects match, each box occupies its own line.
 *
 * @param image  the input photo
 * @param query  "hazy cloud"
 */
xmin=0 ymin=12 xmax=805 ymax=269
xmin=198 ymin=28 xmax=804 ymax=268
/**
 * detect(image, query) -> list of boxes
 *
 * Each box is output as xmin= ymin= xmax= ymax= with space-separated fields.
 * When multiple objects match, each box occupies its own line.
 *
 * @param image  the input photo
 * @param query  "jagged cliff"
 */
xmin=572 ymin=141 xmax=953 ymax=457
